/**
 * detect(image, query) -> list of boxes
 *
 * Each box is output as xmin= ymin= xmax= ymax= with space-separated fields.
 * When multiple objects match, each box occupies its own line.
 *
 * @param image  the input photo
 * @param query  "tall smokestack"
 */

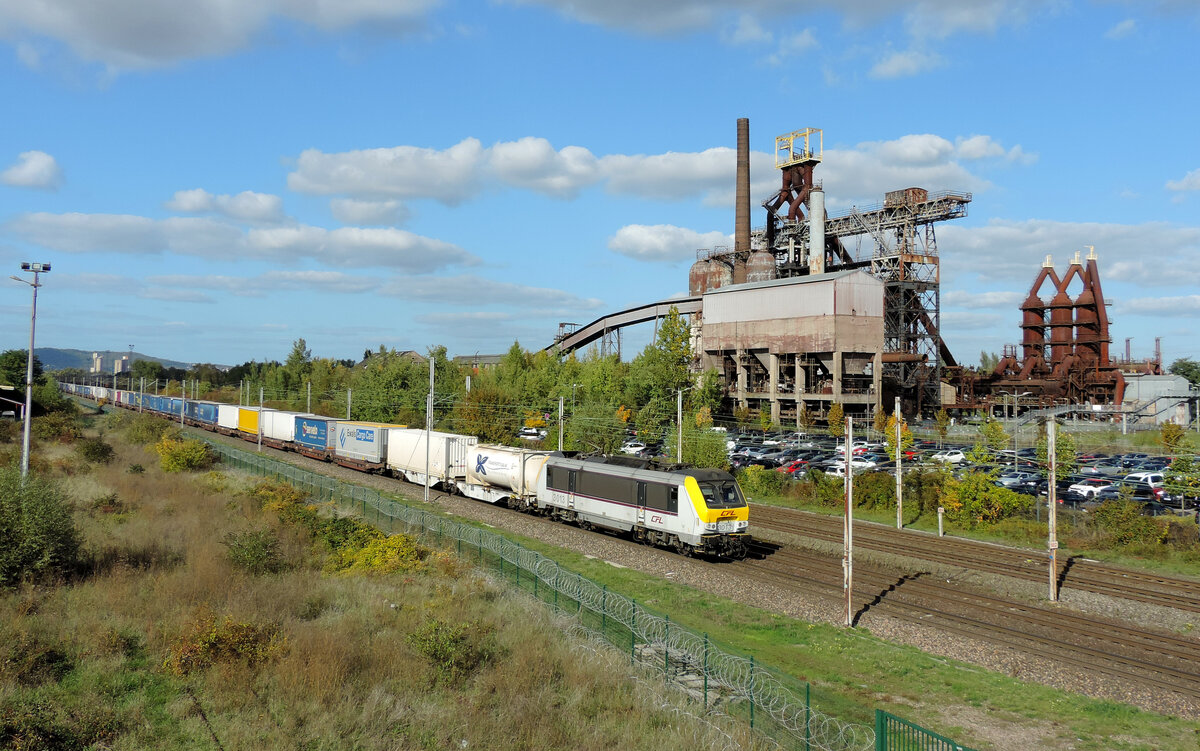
xmin=735 ymin=118 xmax=750 ymax=256
xmin=809 ymin=187 xmax=825 ymax=275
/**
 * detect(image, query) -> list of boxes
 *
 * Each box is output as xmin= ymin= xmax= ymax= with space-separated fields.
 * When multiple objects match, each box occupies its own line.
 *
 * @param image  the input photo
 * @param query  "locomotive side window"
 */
xmin=637 ymin=482 xmax=646 ymax=507
xmin=668 ymin=487 xmax=678 ymax=514
xmin=577 ymin=470 xmax=630 ymax=501
xmin=568 ymin=470 xmax=577 ymax=493
xmin=642 ymin=482 xmax=673 ymax=512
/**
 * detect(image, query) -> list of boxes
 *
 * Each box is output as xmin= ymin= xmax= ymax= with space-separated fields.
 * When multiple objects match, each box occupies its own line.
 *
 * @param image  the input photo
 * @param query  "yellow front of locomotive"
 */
xmin=682 ymin=474 xmax=750 ymax=558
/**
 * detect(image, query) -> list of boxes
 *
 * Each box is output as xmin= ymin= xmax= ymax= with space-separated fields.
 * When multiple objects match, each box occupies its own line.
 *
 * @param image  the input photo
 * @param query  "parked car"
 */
xmin=1067 ymin=477 xmax=1116 ymax=498
xmin=620 ymin=441 xmax=647 ymax=455
xmin=930 ymin=449 xmax=966 ymax=464
xmin=996 ymin=471 xmax=1040 ymax=488
xmin=518 ymin=427 xmax=547 ymax=441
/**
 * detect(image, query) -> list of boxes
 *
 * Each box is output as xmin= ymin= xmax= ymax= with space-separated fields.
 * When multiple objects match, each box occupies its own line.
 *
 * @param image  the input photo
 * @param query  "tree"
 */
xmin=131 ymin=359 xmax=164 ymax=383
xmin=934 ymin=409 xmax=951 ymax=448
xmin=283 ymin=338 xmax=313 ymax=388
xmin=873 ymin=407 xmax=888 ymax=434
xmin=567 ymin=402 xmax=625 ymax=454
xmin=1169 ymin=358 xmax=1200 ymax=387
xmin=797 ymin=404 xmax=815 ymax=435
xmin=1161 ymin=422 xmax=1188 ymax=454
xmin=758 ymin=408 xmax=773 ymax=432
xmin=682 ymin=426 xmax=731 ymax=470
xmin=827 ymin=403 xmax=845 ymax=439
xmin=0 ymin=349 xmax=41 ymax=387
xmin=978 ymin=418 xmax=1010 ymax=454
xmin=733 ymin=406 xmax=751 ymax=430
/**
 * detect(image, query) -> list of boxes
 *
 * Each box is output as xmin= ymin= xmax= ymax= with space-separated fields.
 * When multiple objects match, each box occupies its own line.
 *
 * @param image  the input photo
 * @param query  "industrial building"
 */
xmin=697 ymin=271 xmax=883 ymax=425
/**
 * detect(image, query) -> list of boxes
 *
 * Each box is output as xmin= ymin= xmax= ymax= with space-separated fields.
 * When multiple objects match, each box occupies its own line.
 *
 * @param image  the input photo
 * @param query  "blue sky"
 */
xmin=1 ymin=0 xmax=1198 ymax=368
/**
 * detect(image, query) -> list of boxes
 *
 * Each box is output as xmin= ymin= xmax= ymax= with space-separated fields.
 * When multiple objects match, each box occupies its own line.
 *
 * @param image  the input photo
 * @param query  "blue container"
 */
xmin=294 ymin=416 xmax=336 ymax=451
xmin=194 ymin=401 xmax=218 ymax=424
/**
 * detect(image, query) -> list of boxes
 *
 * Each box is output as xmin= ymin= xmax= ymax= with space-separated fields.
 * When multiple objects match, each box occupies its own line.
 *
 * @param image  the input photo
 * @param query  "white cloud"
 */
xmin=329 ymin=198 xmax=410 ymax=225
xmin=941 ymin=310 xmax=1005 ymax=332
xmin=489 ymin=138 xmax=601 ymax=198
xmin=1105 ymin=19 xmax=1137 ymax=40
xmin=942 ymin=290 xmax=1024 ymax=309
xmin=869 ymin=47 xmax=944 ymax=78
xmin=608 ymin=224 xmax=732 ymax=263
xmin=166 ymin=188 xmax=284 ymax=223
xmin=1167 ymin=168 xmax=1200 ymax=192
xmin=1118 ymin=296 xmax=1200 ymax=317
xmin=288 ymin=139 xmax=486 ymax=203
xmin=0 ymin=0 xmax=440 ymax=69
xmin=1 ymin=150 xmax=63 ymax=189
xmin=290 ymin=131 xmax=1029 ymax=213
xmin=940 ymin=219 xmax=1200 ymax=287
xmin=767 ymin=28 xmax=817 ymax=64
xmin=723 ymin=14 xmax=771 ymax=44
xmin=15 ymin=42 xmax=40 ymax=69
xmin=379 ymin=274 xmax=605 ymax=310
xmin=8 ymin=211 xmax=478 ymax=271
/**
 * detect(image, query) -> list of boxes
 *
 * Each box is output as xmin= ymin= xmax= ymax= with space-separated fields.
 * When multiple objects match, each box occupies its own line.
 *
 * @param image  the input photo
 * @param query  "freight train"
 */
xmin=62 ymin=384 xmax=750 ymax=559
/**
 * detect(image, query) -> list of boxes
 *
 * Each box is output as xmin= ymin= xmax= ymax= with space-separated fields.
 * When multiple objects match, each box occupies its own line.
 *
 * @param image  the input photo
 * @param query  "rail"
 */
xmin=199 ymin=434 xmax=875 ymax=751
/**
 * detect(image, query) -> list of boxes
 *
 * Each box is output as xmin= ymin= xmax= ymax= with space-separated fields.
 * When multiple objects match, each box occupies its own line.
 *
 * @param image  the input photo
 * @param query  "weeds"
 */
xmin=406 ymin=618 xmax=499 ymax=685
xmin=124 ymin=413 xmax=171 ymax=445
xmin=1 ymin=631 xmax=74 ymax=686
xmin=222 ymin=529 xmax=286 ymax=575
xmin=164 ymin=610 xmax=286 ymax=676
xmin=127 ymin=463 xmax=144 ymax=474
xmin=30 ymin=413 xmax=80 ymax=443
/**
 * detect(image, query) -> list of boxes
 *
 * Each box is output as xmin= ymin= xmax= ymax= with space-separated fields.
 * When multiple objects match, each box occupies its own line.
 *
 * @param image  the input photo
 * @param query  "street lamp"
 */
xmin=997 ymin=390 xmax=1032 ymax=469
xmin=11 ymin=262 xmax=50 ymax=479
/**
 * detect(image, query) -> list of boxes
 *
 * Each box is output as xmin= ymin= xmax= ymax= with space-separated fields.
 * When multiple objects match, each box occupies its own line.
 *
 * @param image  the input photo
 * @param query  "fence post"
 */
xmin=874 ymin=709 xmax=886 ymax=751
xmin=630 ymin=603 xmax=636 ymax=663
xmin=664 ymin=615 xmax=670 ymax=678
xmin=749 ymin=655 xmax=755 ymax=729
xmin=703 ymin=633 xmax=709 ymax=712
xmin=601 ymin=585 xmax=607 ymax=633
xmin=805 ymin=682 xmax=811 ymax=751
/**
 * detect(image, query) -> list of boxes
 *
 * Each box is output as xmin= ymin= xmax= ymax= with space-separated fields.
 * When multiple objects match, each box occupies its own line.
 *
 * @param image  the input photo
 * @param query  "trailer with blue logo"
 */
xmin=293 ymin=416 xmax=338 ymax=460
xmin=332 ymin=421 xmax=401 ymax=472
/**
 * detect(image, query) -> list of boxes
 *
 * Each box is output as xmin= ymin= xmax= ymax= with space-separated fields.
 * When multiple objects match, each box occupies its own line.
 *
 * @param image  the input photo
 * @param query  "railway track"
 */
xmin=737 ymin=542 xmax=1200 ymax=701
xmin=752 ymin=505 xmax=1200 ymax=613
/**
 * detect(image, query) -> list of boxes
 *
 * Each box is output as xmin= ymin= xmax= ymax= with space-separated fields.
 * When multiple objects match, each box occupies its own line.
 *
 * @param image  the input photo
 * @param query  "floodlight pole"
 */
xmin=895 ymin=396 xmax=903 ymax=528
xmin=1048 ymin=420 xmax=1059 ymax=601
xmin=12 ymin=262 xmax=50 ymax=479
xmin=844 ymin=416 xmax=854 ymax=628
xmin=425 ymin=358 xmax=433 ymax=503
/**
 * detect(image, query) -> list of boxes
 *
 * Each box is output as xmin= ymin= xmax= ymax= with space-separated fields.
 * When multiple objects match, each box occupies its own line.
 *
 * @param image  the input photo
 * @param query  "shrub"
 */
xmin=335 ymin=534 xmax=429 ymax=575
xmin=406 ymin=618 xmax=499 ymax=684
xmin=75 ymin=437 xmax=115 ymax=464
xmin=87 ymin=492 xmax=128 ymax=515
xmin=0 ymin=698 xmax=121 ymax=750
xmin=0 ymin=468 xmax=82 ymax=587
xmin=738 ymin=464 xmax=789 ymax=498
xmin=222 ymin=530 xmax=285 ymax=575
xmin=1092 ymin=499 xmax=1165 ymax=548
xmin=153 ymin=435 xmax=213 ymax=472
xmin=1 ymin=631 xmax=74 ymax=685
xmin=941 ymin=470 xmax=1030 ymax=528
xmin=164 ymin=611 xmax=285 ymax=676
xmin=126 ymin=463 xmax=144 ymax=474
xmin=30 ymin=413 xmax=79 ymax=443
xmin=125 ymin=414 xmax=171 ymax=445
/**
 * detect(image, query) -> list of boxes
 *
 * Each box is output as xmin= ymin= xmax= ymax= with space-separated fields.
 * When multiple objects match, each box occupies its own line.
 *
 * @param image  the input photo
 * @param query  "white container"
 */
xmin=217 ymin=403 xmax=239 ymax=430
xmin=465 ymin=445 xmax=551 ymax=497
xmin=386 ymin=428 xmax=478 ymax=485
xmin=334 ymin=421 xmax=392 ymax=464
xmin=262 ymin=410 xmax=311 ymax=442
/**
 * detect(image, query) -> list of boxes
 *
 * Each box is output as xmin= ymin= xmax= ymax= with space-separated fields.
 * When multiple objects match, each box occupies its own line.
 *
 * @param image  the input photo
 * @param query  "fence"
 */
xmin=201 ymin=436 xmax=875 ymax=751
xmin=874 ymin=711 xmax=977 ymax=751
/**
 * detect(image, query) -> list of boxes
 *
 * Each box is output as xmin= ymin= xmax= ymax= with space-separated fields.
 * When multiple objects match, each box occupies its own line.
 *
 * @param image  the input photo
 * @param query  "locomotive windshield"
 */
xmin=699 ymin=480 xmax=745 ymax=509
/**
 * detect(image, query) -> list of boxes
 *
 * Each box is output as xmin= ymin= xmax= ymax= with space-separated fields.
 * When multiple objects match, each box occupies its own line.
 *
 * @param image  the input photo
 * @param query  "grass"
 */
xmin=0 ymin=426 xmax=761 ymax=751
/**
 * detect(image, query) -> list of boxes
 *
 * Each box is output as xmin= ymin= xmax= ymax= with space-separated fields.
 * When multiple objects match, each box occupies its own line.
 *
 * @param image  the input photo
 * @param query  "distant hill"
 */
xmin=34 ymin=348 xmax=193 ymax=372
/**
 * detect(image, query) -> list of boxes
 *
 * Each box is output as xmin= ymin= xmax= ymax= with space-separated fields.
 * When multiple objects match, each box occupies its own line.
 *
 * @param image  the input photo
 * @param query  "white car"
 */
xmin=1067 ymin=478 xmax=1116 ymax=498
xmin=517 ymin=427 xmax=547 ymax=441
xmin=930 ymin=449 xmax=965 ymax=463
xmin=620 ymin=441 xmax=647 ymax=455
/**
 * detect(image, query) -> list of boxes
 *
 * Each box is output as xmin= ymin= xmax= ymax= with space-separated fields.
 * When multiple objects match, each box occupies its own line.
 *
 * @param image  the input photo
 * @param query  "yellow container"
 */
xmin=237 ymin=407 xmax=260 ymax=435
